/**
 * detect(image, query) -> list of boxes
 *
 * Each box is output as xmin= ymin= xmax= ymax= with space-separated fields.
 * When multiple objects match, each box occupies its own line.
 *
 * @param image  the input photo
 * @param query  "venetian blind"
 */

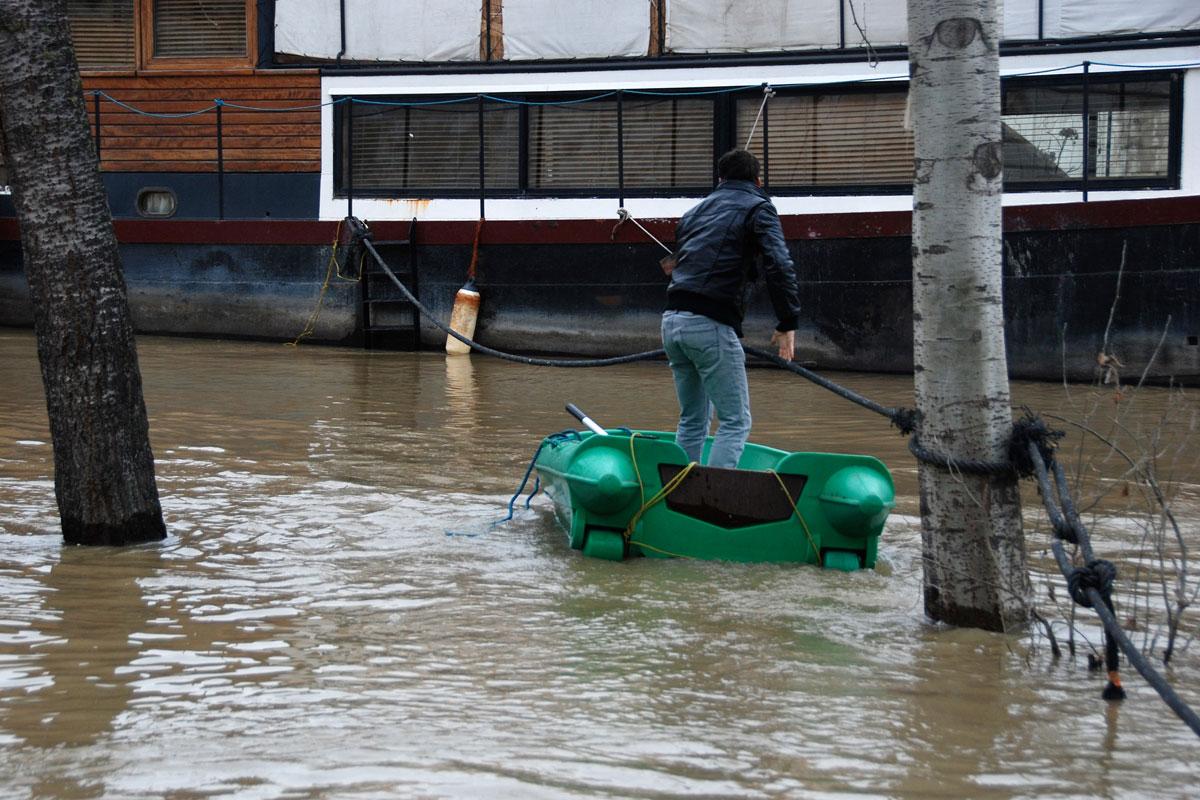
xmin=529 ymin=101 xmax=619 ymax=190
xmin=622 ymin=98 xmax=715 ymax=191
xmin=153 ymin=0 xmax=247 ymax=58
xmin=66 ymin=0 xmax=136 ymax=70
xmin=349 ymin=102 xmax=519 ymax=193
xmin=739 ymin=92 xmax=913 ymax=187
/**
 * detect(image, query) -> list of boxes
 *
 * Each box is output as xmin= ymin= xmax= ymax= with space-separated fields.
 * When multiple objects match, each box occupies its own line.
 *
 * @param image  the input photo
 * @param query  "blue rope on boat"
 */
xmin=445 ymin=429 xmax=577 ymax=538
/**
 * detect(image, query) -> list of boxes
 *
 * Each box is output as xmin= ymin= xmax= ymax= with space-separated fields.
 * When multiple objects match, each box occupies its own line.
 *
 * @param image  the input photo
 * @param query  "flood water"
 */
xmin=1 ymin=328 xmax=1197 ymax=799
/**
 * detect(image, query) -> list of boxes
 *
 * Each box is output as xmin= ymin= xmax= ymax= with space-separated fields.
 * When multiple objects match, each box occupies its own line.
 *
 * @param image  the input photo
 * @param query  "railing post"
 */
xmin=347 ymin=98 xmax=355 ymax=219
xmin=215 ymin=99 xmax=225 ymax=220
xmin=617 ymin=90 xmax=625 ymax=208
xmin=92 ymin=91 xmax=101 ymax=161
xmin=478 ymin=94 xmax=486 ymax=219
xmin=762 ymin=90 xmax=770 ymax=192
xmin=1081 ymin=61 xmax=1090 ymax=203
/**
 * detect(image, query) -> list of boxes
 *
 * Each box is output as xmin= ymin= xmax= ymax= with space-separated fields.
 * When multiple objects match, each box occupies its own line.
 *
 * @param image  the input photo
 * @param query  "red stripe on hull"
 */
xmin=1 ymin=195 xmax=1197 ymax=245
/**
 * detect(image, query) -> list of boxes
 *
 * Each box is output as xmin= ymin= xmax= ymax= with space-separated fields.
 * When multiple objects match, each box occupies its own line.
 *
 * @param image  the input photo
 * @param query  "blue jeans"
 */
xmin=661 ymin=310 xmax=751 ymax=468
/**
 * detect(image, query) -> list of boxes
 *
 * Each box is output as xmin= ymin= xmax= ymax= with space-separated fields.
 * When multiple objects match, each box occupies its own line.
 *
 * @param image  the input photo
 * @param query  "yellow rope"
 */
xmin=622 ymin=432 xmax=697 ymax=542
xmin=770 ymin=470 xmax=822 ymax=566
xmin=286 ymin=220 xmax=362 ymax=347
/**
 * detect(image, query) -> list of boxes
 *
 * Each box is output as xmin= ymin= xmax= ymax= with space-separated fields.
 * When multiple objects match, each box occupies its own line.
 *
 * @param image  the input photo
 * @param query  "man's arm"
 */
xmin=752 ymin=202 xmax=802 ymax=357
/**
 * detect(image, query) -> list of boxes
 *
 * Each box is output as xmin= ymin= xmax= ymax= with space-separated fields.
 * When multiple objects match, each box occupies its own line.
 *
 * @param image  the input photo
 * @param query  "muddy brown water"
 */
xmin=1 ymin=329 xmax=1197 ymax=798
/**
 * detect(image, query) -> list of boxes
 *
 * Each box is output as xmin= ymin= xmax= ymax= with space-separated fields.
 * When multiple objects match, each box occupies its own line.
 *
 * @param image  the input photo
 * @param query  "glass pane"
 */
xmin=1090 ymin=81 xmax=1171 ymax=179
xmin=622 ymin=97 xmax=714 ymax=190
xmin=349 ymin=101 xmax=518 ymax=193
xmin=154 ymin=0 xmax=246 ymax=58
xmin=67 ymin=0 xmax=136 ymax=69
xmin=737 ymin=91 xmax=913 ymax=187
xmin=1002 ymin=84 xmax=1086 ymax=180
xmin=529 ymin=101 xmax=618 ymax=190
xmin=1002 ymin=79 xmax=1171 ymax=182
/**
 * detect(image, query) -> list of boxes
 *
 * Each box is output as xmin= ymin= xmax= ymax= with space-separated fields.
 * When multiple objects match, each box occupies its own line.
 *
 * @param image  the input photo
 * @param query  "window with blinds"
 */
xmin=66 ymin=0 xmax=136 ymax=70
xmin=622 ymin=97 xmax=714 ymax=191
xmin=529 ymin=101 xmax=619 ymax=191
xmin=153 ymin=0 xmax=248 ymax=59
xmin=345 ymin=101 xmax=519 ymax=195
xmin=1002 ymin=78 xmax=1173 ymax=184
xmin=737 ymin=90 xmax=913 ymax=188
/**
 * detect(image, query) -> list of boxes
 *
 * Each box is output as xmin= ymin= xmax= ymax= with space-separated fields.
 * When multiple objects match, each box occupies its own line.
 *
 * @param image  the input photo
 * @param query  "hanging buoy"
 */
xmin=446 ymin=218 xmax=485 ymax=355
xmin=445 ymin=279 xmax=480 ymax=355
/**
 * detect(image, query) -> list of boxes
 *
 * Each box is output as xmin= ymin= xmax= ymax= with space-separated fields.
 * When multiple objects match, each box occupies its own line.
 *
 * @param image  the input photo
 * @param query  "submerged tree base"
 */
xmin=62 ymin=513 xmax=166 ymax=546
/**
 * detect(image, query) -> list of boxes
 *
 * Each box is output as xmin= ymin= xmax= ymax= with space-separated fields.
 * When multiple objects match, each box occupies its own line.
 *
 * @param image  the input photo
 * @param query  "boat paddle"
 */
xmin=565 ymin=403 xmax=607 ymax=436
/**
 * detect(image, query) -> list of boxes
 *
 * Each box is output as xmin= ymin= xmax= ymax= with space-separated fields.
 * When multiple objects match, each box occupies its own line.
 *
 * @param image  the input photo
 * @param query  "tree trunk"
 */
xmin=0 ymin=0 xmax=165 ymax=545
xmin=907 ymin=0 xmax=1030 ymax=630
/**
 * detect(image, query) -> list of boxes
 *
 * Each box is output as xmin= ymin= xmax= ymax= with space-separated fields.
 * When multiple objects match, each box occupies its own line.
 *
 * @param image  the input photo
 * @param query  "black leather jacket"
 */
xmin=665 ymin=179 xmax=801 ymax=337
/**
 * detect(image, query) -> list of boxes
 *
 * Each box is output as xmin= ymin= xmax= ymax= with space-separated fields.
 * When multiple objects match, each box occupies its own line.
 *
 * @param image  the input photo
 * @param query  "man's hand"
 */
xmin=770 ymin=329 xmax=795 ymax=361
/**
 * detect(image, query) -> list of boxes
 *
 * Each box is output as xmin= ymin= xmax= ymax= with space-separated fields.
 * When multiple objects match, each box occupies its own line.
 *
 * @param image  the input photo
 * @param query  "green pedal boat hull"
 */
xmin=533 ymin=429 xmax=894 ymax=570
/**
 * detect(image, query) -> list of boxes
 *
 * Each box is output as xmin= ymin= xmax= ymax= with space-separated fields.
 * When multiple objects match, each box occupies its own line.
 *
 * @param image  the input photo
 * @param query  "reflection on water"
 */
xmin=0 ymin=330 xmax=1197 ymax=798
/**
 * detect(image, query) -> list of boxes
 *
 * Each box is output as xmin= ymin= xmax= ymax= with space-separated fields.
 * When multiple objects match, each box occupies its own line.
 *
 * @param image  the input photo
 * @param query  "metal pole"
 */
xmin=1081 ymin=61 xmax=1090 ymax=203
xmin=762 ymin=93 xmax=770 ymax=192
xmin=478 ymin=95 xmax=486 ymax=219
xmin=216 ymin=101 xmax=225 ymax=220
xmin=617 ymin=90 xmax=625 ymax=208
xmin=485 ymin=0 xmax=493 ymax=61
xmin=838 ymin=0 xmax=846 ymax=50
xmin=1037 ymin=0 xmax=1044 ymax=40
xmin=93 ymin=92 xmax=101 ymax=160
xmin=347 ymin=98 xmax=355 ymax=219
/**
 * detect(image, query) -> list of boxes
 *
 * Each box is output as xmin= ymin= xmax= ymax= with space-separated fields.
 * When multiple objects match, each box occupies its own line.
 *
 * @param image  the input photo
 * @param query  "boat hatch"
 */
xmin=657 ymin=464 xmax=808 ymax=529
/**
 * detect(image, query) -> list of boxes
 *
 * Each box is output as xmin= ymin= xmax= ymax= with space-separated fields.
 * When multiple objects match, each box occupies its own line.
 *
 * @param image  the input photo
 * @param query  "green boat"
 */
xmin=534 ymin=405 xmax=895 ymax=571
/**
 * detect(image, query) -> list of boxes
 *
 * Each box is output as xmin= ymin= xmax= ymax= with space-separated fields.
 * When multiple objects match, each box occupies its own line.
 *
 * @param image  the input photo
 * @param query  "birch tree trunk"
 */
xmin=907 ymin=0 xmax=1030 ymax=630
xmin=0 ymin=0 xmax=166 ymax=545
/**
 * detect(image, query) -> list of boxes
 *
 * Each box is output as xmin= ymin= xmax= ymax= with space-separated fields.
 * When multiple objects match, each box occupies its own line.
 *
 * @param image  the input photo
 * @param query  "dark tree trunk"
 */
xmin=0 ymin=0 xmax=165 ymax=545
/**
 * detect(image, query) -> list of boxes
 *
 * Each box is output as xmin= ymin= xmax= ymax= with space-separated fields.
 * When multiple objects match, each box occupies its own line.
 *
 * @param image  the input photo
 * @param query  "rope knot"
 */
xmin=889 ymin=407 xmax=921 ymax=436
xmin=1008 ymin=411 xmax=1065 ymax=478
xmin=1067 ymin=559 xmax=1117 ymax=608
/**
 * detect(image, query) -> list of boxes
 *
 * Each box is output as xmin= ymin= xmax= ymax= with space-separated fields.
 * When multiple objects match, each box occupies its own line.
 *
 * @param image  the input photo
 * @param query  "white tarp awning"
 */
xmin=502 ymin=0 xmax=650 ymax=60
xmin=275 ymin=0 xmax=480 ymax=62
xmin=275 ymin=0 xmax=1200 ymax=62
xmin=667 ymin=0 xmax=841 ymax=53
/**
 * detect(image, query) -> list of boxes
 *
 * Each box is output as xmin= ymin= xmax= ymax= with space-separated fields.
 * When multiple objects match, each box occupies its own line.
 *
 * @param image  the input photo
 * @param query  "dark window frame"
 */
xmin=334 ymin=91 xmax=720 ymax=200
xmin=1000 ymin=69 xmax=1182 ymax=193
xmin=66 ymin=0 xmax=256 ymax=74
xmin=332 ymin=70 xmax=1183 ymax=200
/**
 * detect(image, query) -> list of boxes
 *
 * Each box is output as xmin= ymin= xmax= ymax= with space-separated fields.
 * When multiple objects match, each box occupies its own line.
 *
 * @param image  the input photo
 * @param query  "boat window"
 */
xmin=152 ymin=0 xmax=247 ymax=59
xmin=342 ymin=100 xmax=519 ymax=195
xmin=66 ymin=0 xmax=254 ymax=71
xmin=1003 ymin=77 xmax=1175 ymax=187
xmin=136 ymin=187 xmax=177 ymax=217
xmin=66 ymin=0 xmax=136 ymax=70
xmin=529 ymin=100 xmax=620 ymax=191
xmin=622 ymin=97 xmax=716 ymax=191
xmin=737 ymin=90 xmax=913 ymax=189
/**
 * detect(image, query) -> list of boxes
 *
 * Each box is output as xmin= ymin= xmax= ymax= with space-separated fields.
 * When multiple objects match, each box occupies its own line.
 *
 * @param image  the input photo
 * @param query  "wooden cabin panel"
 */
xmin=82 ymin=72 xmax=320 ymax=173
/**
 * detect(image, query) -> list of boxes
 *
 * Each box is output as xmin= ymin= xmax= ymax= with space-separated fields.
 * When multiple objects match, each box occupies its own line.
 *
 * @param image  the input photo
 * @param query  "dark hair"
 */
xmin=717 ymin=149 xmax=760 ymax=182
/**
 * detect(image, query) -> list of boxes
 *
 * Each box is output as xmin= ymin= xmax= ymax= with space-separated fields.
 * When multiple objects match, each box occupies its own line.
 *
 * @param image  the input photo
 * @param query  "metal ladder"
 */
xmin=360 ymin=217 xmax=420 ymax=350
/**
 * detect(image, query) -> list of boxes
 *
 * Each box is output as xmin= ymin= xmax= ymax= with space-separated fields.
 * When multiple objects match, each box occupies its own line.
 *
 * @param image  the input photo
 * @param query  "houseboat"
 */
xmin=1 ymin=1 xmax=1198 ymax=382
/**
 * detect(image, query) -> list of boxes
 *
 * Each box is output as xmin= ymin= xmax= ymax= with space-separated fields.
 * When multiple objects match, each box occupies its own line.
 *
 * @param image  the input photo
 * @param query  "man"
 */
xmin=661 ymin=148 xmax=801 ymax=469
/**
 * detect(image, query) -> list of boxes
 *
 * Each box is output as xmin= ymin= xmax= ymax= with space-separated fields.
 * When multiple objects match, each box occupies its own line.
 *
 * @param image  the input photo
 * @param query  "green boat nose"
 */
xmin=817 ymin=465 xmax=895 ymax=537
xmin=567 ymin=447 xmax=638 ymax=514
